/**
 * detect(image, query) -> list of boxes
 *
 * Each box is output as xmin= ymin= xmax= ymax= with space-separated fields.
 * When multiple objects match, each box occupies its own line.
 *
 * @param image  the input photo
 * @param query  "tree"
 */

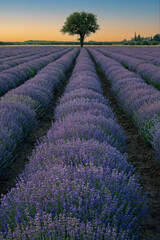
xmin=153 ymin=34 xmax=160 ymax=42
xmin=61 ymin=11 xmax=100 ymax=47
xmin=137 ymin=34 xmax=142 ymax=42
xmin=141 ymin=40 xmax=149 ymax=45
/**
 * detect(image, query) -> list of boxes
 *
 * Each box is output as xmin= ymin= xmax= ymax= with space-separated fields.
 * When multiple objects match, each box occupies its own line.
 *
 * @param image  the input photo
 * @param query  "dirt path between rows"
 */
xmin=0 ymin=62 xmax=76 ymax=197
xmin=96 ymin=66 xmax=160 ymax=240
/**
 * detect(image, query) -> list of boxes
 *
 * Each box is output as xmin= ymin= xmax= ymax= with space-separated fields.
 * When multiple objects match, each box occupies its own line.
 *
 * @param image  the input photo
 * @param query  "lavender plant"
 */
xmin=47 ymin=112 xmax=125 ymax=152
xmin=0 ymin=102 xmax=37 ymax=170
xmin=0 ymin=48 xmax=71 ymax=97
xmin=0 ymin=48 xmax=145 ymax=239
xmin=88 ymin=47 xmax=160 ymax=160
xmin=0 ymin=48 xmax=79 ymax=172
xmin=97 ymin=47 xmax=160 ymax=90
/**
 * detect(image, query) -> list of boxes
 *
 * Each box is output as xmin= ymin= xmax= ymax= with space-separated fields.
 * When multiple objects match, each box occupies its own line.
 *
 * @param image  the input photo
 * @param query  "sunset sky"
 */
xmin=0 ymin=0 xmax=159 ymax=42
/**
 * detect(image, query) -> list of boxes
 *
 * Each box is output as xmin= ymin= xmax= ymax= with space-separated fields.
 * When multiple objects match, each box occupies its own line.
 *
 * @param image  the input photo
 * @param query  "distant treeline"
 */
xmin=0 ymin=34 xmax=160 ymax=46
xmin=0 ymin=40 xmax=123 ymax=46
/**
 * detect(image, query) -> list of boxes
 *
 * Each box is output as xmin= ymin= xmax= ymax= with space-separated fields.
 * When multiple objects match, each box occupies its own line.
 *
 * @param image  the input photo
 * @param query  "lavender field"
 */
xmin=0 ymin=46 xmax=160 ymax=240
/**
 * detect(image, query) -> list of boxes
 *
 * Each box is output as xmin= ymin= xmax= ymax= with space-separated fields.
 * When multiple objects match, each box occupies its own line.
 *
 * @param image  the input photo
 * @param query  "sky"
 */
xmin=0 ymin=0 xmax=159 ymax=42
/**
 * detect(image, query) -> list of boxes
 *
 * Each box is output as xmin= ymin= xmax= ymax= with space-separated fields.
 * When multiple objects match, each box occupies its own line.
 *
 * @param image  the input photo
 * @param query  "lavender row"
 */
xmin=0 ymin=47 xmax=51 ymax=64
xmin=54 ymin=49 xmax=126 ymax=153
xmin=0 ymin=46 xmax=59 ymax=60
xmin=0 ymin=48 xmax=79 ymax=172
xmin=0 ymin=47 xmax=70 ymax=97
xmin=101 ymin=46 xmax=160 ymax=66
xmin=88 ymin=47 xmax=160 ymax=161
xmin=96 ymin=47 xmax=160 ymax=90
xmin=0 ymin=46 xmax=44 ymax=59
xmin=1 ymin=48 xmax=78 ymax=117
xmin=0 ymin=47 xmax=63 ymax=72
xmin=0 ymin=48 xmax=145 ymax=239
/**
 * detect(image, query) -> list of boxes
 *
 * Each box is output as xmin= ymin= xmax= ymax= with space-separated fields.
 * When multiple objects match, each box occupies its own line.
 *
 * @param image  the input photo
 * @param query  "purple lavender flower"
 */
xmin=0 ymin=102 xmax=37 ymax=170
xmin=0 ymin=47 xmax=74 ymax=97
xmin=88 ymin=47 xmax=160 ymax=160
xmin=97 ymin=47 xmax=160 ymax=90
xmin=0 ymin=48 xmax=79 ymax=171
xmin=25 ymin=138 xmax=130 ymax=176
xmin=0 ymin=47 xmax=145 ymax=239
xmin=47 ymin=112 xmax=125 ymax=152
xmin=0 ymin=164 xmax=144 ymax=239
xmin=55 ymin=98 xmax=114 ymax=120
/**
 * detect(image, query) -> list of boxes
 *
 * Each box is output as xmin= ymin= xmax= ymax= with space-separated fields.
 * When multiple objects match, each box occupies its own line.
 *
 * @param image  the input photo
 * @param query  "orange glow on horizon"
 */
xmin=0 ymin=15 xmax=158 ymax=42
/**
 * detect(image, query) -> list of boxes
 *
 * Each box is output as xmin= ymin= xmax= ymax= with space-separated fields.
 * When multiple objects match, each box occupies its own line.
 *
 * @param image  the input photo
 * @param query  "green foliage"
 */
xmin=141 ymin=40 xmax=150 ymax=45
xmin=153 ymin=34 xmax=160 ymax=42
xmin=151 ymin=40 xmax=160 ymax=45
xmin=129 ymin=41 xmax=135 ymax=45
xmin=141 ymin=119 xmax=155 ymax=143
xmin=140 ymin=117 xmax=160 ymax=144
xmin=136 ymin=41 xmax=141 ymax=45
xmin=61 ymin=11 xmax=100 ymax=47
xmin=137 ymin=34 xmax=141 ymax=41
xmin=96 ymin=65 xmax=102 ymax=73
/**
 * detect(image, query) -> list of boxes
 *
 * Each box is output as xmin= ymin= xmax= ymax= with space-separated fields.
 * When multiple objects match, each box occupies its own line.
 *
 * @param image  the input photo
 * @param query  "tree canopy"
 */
xmin=61 ymin=11 xmax=100 ymax=47
xmin=153 ymin=34 xmax=160 ymax=42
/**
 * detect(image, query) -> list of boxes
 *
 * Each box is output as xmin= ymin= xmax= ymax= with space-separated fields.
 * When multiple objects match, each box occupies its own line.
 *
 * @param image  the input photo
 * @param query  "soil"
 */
xmin=0 ymin=62 xmax=76 ymax=196
xmin=96 ymin=66 xmax=160 ymax=240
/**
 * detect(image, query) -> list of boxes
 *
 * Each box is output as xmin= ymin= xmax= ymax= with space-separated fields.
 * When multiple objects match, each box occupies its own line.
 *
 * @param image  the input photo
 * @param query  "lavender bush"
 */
xmin=0 ymin=48 xmax=79 ymax=172
xmin=0 ymin=163 xmax=144 ymax=240
xmin=55 ymin=98 xmax=114 ymax=120
xmin=88 ymin=47 xmax=160 ymax=160
xmin=47 ymin=112 xmax=125 ymax=152
xmin=100 ymin=46 xmax=160 ymax=67
xmin=1 ymin=94 xmax=41 ymax=115
xmin=26 ymin=139 xmax=130 ymax=175
xmin=0 ymin=48 xmax=145 ymax=239
xmin=0 ymin=102 xmax=37 ymax=170
xmin=97 ymin=47 xmax=160 ymax=90
xmin=0 ymin=212 xmax=136 ymax=240
xmin=0 ymin=48 xmax=71 ymax=97
xmin=0 ymin=47 xmax=62 ymax=72
xmin=59 ymin=88 xmax=109 ymax=105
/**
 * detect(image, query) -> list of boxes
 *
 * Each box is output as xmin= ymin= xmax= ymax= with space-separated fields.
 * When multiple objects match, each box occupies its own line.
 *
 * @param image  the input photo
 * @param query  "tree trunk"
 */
xmin=80 ymin=35 xmax=84 ymax=47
